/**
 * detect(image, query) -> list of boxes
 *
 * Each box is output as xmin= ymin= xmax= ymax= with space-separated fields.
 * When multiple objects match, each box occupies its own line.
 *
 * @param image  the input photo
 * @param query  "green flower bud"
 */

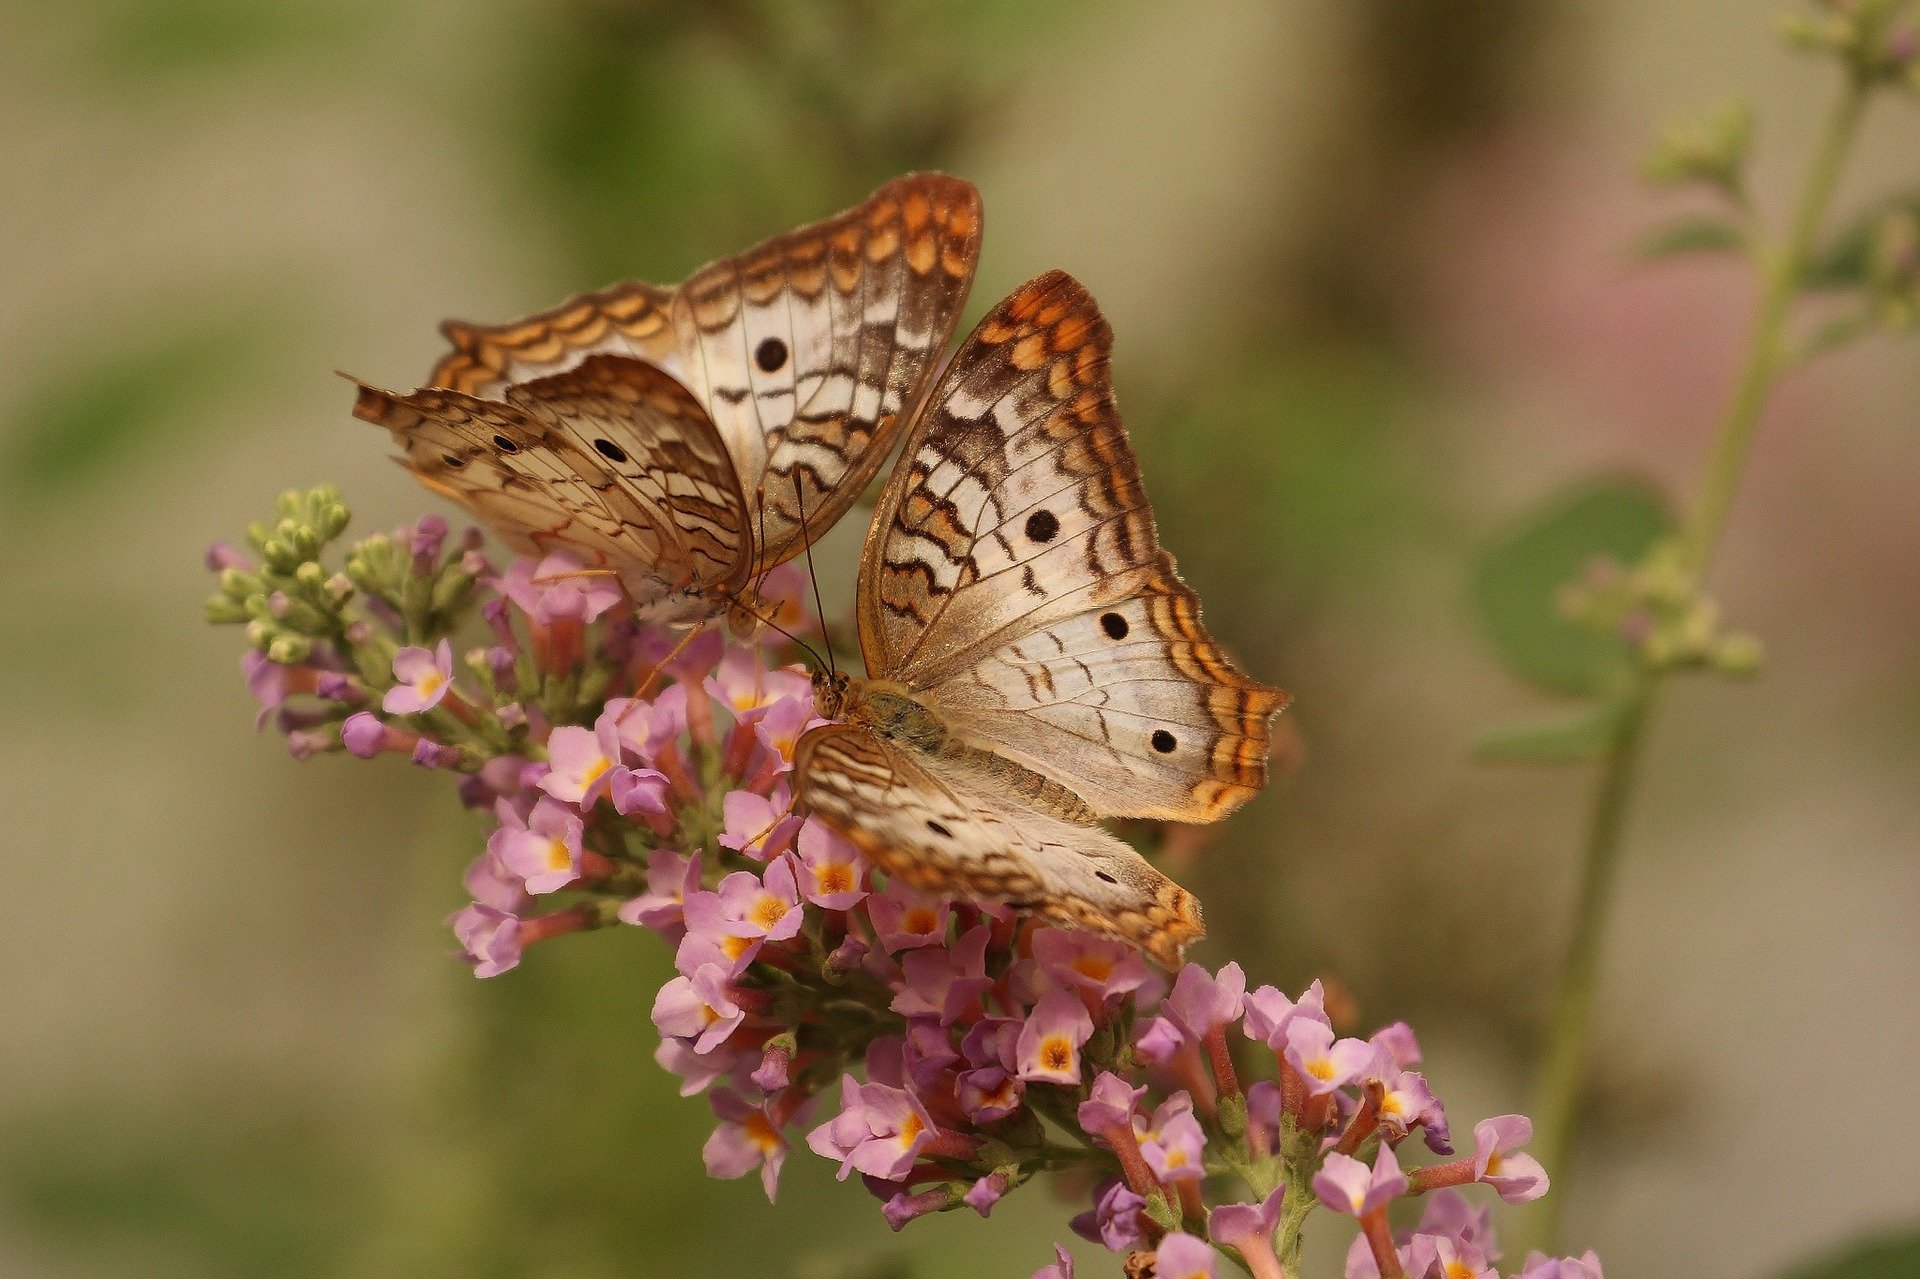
xmin=1714 ymin=633 xmax=1767 ymax=676
xmin=205 ymin=596 xmax=251 ymax=625
xmin=268 ymin=634 xmax=314 ymax=665
xmin=245 ymin=618 xmax=274 ymax=650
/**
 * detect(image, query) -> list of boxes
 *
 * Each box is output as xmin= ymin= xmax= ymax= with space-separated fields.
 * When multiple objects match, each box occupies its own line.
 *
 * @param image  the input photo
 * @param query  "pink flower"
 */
xmin=1076 ymin=1071 xmax=1145 ymax=1136
xmin=652 ymin=963 xmax=746 ymax=1053
xmin=499 ymin=552 xmax=621 ymax=625
xmin=604 ymin=687 xmax=689 ymax=763
xmin=1154 ymin=1232 xmax=1218 ymax=1279
xmin=705 ymin=646 xmax=810 ymax=716
xmin=1373 ymin=1063 xmax=1451 ymax=1154
xmin=1472 ymin=1115 xmax=1549 ymax=1203
xmin=539 ymin=720 xmax=619 ymax=806
xmin=1016 ymin=988 xmax=1096 ymax=1084
xmin=617 ymin=850 xmax=700 ymax=934
xmin=1207 ymin=1182 xmax=1285 ymax=1250
xmin=490 ymin=796 xmax=583 ymax=894
xmin=1165 ymin=961 xmax=1245 ymax=1036
xmin=804 ymin=1076 xmax=937 ymax=1181
xmin=1031 ymin=1244 xmax=1075 ymax=1279
xmin=610 ymin=766 xmax=671 ymax=821
xmin=384 ymin=639 xmax=456 ymax=714
xmin=715 ymin=861 xmax=804 ymax=945
xmin=892 ymin=925 xmax=994 ymax=1023
xmin=867 ymin=886 xmax=952 ymax=951
xmin=1244 ymin=980 xmax=1330 ymax=1047
xmin=1405 ymin=1235 xmax=1498 ymax=1279
xmin=795 ymin=820 xmax=866 ymax=908
xmin=1371 ymin=1021 xmax=1423 ymax=1069
xmin=719 ymin=789 xmax=800 ymax=862
xmin=1514 ymin=1251 xmax=1604 ymax=1279
xmin=1137 ymin=1093 xmax=1206 ymax=1183
xmin=654 ymin=1038 xmax=742 ymax=1097
xmin=1071 ymin=1179 xmax=1147 ymax=1253
xmin=1314 ymin=1144 xmax=1408 ymax=1217
xmin=1032 ymin=929 xmax=1151 ymax=1003
xmin=964 ymin=1170 xmax=1010 ymax=1217
xmin=703 ymin=1088 xmax=793 ymax=1202
xmin=450 ymin=905 xmax=521 ymax=978
xmin=1284 ymin=1019 xmax=1378 ymax=1096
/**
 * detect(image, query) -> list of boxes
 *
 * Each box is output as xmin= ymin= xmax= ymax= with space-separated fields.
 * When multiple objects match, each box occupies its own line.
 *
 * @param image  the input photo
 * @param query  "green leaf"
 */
xmin=1776 ymin=1229 xmax=1920 ymax=1279
xmin=1635 ymin=216 xmax=1745 ymax=260
xmin=1475 ymin=702 xmax=1625 ymax=764
xmin=1804 ymin=191 xmax=1920 ymax=291
xmin=1471 ymin=476 xmax=1674 ymax=696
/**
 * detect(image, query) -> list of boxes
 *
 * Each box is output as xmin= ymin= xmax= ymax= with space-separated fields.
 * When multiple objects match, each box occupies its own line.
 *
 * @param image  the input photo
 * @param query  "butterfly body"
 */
xmin=794 ymin=271 xmax=1288 ymax=967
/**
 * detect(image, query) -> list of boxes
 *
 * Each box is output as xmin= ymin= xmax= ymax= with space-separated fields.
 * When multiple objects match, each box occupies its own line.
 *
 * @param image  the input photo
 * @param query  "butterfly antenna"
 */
xmin=792 ymin=473 xmax=836 ymax=679
xmin=717 ymin=586 xmax=830 ymax=673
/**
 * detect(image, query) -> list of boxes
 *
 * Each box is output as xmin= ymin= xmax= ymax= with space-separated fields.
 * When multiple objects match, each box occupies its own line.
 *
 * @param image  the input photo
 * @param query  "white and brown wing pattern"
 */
xmin=421 ymin=173 xmax=983 ymax=575
xmin=858 ymin=271 xmax=1288 ymax=822
xmin=351 ymin=355 xmax=750 ymax=625
xmin=793 ymin=722 xmax=1203 ymax=969
xmin=669 ymin=172 xmax=982 ymax=570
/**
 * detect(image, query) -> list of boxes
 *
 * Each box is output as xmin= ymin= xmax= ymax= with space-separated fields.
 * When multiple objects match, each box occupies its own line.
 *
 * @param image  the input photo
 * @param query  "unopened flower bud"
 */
xmin=268 ymin=634 xmax=314 ymax=666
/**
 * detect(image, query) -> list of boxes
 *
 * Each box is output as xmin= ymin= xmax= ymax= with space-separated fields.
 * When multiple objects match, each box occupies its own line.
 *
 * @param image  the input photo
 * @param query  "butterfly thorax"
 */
xmin=823 ymin=676 xmax=1102 ymax=828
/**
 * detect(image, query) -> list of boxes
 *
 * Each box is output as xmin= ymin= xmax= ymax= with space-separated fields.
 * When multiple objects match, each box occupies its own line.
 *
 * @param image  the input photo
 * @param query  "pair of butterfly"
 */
xmin=352 ymin=174 xmax=1287 ymax=968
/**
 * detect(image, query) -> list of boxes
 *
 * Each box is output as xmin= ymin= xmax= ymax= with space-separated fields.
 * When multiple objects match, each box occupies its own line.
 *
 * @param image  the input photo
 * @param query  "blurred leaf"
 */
xmin=1777 ymin=1229 xmax=1920 ymax=1279
xmin=1475 ymin=702 xmax=1624 ymax=764
xmin=1 ymin=307 xmax=273 ymax=504
xmin=1471 ymin=476 xmax=1673 ymax=696
xmin=1804 ymin=190 xmax=1920 ymax=291
xmin=1635 ymin=215 xmax=1745 ymax=260
xmin=85 ymin=0 xmax=359 ymax=79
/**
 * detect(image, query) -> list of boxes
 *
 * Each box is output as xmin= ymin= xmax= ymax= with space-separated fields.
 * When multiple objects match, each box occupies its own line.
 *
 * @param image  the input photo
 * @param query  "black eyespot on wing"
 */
xmin=1100 ymin=611 xmax=1128 ymax=640
xmin=755 ymin=337 xmax=788 ymax=372
xmin=1024 ymin=510 xmax=1059 ymax=543
xmin=1151 ymin=730 xmax=1177 ymax=754
xmin=1095 ymin=870 xmax=1118 ymax=884
xmin=442 ymin=453 xmax=466 ymax=469
xmin=492 ymin=434 xmax=519 ymax=453
xmin=926 ymin=820 xmax=952 ymax=838
xmin=593 ymin=438 xmax=629 ymax=464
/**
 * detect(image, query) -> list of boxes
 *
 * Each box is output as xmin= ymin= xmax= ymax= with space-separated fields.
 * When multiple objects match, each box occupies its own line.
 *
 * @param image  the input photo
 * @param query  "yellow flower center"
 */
xmin=417 ymin=671 xmax=447 ymax=699
xmin=580 ymin=755 xmax=611 ymax=788
xmin=743 ymin=1113 xmax=781 ymax=1155
xmin=1307 ymin=1056 xmax=1337 ymax=1082
xmin=722 ymin=935 xmax=753 ymax=962
xmin=903 ymin=907 xmax=939 ymax=935
xmin=897 ymin=1112 xmax=925 ymax=1148
xmin=1381 ymin=1092 xmax=1406 ymax=1117
xmin=1162 ymin=1148 xmax=1188 ymax=1169
xmin=814 ymin=863 xmax=855 ymax=895
xmin=1484 ymin=1150 xmax=1504 ymax=1175
xmin=1445 ymin=1262 xmax=1475 ymax=1279
xmin=1071 ymin=954 xmax=1116 ymax=983
xmin=699 ymin=1003 xmax=720 ymax=1027
xmin=1040 ymin=1036 xmax=1075 ymax=1073
xmin=749 ymin=894 xmax=788 ymax=932
xmin=543 ymin=838 xmax=571 ymax=873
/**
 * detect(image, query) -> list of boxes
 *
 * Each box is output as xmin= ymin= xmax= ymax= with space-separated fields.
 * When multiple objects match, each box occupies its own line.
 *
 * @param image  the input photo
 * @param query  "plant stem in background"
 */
xmin=1521 ymin=71 xmax=1873 ymax=1254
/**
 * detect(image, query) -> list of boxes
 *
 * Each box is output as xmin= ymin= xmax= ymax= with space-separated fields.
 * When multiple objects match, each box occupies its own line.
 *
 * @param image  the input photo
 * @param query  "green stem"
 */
xmin=1519 ymin=73 xmax=1872 ymax=1256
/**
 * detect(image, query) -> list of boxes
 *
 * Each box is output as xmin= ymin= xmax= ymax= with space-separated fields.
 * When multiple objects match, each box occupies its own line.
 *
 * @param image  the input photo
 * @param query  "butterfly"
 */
xmin=794 ymin=270 xmax=1288 ymax=967
xmin=349 ymin=173 xmax=984 ymax=627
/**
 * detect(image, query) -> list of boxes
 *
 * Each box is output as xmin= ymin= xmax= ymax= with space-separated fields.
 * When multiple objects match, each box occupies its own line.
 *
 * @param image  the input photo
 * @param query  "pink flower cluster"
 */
xmin=210 ymin=507 xmax=1603 ymax=1278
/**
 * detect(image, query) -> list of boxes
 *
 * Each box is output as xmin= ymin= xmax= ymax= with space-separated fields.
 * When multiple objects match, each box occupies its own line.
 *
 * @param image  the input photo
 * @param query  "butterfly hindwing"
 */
xmin=793 ymin=723 xmax=1203 ymax=968
xmin=352 ymin=356 xmax=749 ymax=623
xmin=857 ymin=271 xmax=1286 ymax=823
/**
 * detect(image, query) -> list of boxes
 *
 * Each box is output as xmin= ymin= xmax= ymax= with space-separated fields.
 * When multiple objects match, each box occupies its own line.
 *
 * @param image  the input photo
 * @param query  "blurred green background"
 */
xmin=3 ymin=2 xmax=1917 ymax=1276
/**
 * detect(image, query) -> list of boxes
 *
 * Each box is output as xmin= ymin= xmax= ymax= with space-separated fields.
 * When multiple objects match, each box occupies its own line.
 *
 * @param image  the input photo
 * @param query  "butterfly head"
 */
xmin=811 ymin=668 xmax=853 ymax=721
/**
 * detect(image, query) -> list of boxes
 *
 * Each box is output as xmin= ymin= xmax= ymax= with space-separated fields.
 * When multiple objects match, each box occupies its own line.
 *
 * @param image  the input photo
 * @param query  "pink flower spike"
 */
xmin=1515 ymin=1251 xmax=1604 ymax=1279
xmin=1314 ymin=1144 xmax=1408 ymax=1217
xmin=1472 ymin=1115 xmax=1549 ymax=1203
xmin=384 ymin=640 xmax=455 ymax=715
xmin=491 ymin=796 xmax=584 ymax=893
xmin=1284 ymin=1019 xmax=1378 ymax=1097
xmin=1031 ymin=1243 xmax=1075 ymax=1279
xmin=1016 ymin=988 xmax=1096 ymax=1084
xmin=795 ymin=820 xmax=866 ymax=909
xmin=539 ymin=723 xmax=618 ymax=807
xmin=703 ymin=1088 xmax=793 ymax=1202
xmin=1155 ymin=1232 xmax=1219 ymax=1279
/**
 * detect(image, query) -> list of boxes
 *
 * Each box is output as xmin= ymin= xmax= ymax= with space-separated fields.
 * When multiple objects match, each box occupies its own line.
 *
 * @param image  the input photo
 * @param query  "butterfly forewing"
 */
xmin=431 ymin=280 xmax=681 ymax=401
xmin=856 ymin=270 xmax=1287 ymax=824
xmin=672 ymin=173 xmax=983 ymax=571
xmin=793 ymin=724 xmax=1203 ymax=968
